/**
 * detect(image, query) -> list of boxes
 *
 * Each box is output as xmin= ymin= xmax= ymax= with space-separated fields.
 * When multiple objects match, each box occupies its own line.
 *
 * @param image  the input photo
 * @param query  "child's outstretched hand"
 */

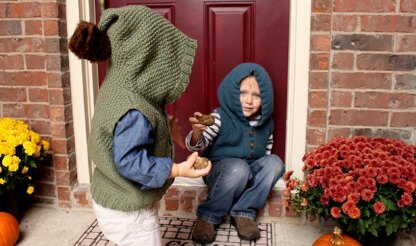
xmin=189 ymin=112 xmax=207 ymax=145
xmin=169 ymin=152 xmax=211 ymax=178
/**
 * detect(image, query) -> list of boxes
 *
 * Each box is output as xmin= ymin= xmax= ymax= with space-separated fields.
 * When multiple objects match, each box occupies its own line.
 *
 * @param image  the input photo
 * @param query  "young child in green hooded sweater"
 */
xmin=186 ymin=63 xmax=285 ymax=244
xmin=68 ymin=6 xmax=211 ymax=245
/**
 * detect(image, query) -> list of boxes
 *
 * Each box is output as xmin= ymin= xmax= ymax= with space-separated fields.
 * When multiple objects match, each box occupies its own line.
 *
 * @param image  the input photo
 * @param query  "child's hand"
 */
xmin=189 ymin=112 xmax=207 ymax=145
xmin=169 ymin=152 xmax=211 ymax=178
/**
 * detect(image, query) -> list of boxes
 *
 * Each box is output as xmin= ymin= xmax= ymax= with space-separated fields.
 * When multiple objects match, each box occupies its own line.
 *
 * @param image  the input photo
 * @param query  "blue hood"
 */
xmin=218 ymin=63 xmax=274 ymax=126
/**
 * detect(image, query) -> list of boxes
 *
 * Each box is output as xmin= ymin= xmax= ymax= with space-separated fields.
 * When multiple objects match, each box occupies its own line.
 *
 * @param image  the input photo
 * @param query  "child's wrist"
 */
xmin=169 ymin=163 xmax=179 ymax=178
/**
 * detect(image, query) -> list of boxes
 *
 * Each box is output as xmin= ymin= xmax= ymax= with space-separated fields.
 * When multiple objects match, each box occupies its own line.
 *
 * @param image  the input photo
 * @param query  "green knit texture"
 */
xmin=89 ymin=6 xmax=196 ymax=211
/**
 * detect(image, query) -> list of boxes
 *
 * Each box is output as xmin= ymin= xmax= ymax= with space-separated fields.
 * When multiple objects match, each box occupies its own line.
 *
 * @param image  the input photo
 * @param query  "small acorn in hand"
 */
xmin=196 ymin=114 xmax=215 ymax=126
xmin=194 ymin=157 xmax=210 ymax=170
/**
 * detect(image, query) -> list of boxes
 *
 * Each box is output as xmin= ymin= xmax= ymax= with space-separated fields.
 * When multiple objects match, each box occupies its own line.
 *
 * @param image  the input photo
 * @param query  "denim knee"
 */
xmin=257 ymin=154 xmax=285 ymax=178
xmin=221 ymin=159 xmax=251 ymax=186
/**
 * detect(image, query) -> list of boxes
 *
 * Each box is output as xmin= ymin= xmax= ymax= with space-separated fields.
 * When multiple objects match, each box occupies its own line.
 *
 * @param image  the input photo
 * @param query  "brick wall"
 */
xmin=0 ymin=0 xmax=76 ymax=208
xmin=308 ymin=0 xmax=416 ymax=151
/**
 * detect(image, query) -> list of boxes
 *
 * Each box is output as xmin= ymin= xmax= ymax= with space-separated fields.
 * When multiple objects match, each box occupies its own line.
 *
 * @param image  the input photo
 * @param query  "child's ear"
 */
xmin=68 ymin=21 xmax=111 ymax=62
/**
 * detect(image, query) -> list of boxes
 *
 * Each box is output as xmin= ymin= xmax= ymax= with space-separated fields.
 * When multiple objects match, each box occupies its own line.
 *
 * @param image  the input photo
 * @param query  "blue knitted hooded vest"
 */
xmin=203 ymin=63 xmax=274 ymax=163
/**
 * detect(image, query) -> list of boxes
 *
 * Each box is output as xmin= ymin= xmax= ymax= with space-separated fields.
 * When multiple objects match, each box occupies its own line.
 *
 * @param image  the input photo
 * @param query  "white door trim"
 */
xmin=67 ymin=0 xmax=311 ymax=184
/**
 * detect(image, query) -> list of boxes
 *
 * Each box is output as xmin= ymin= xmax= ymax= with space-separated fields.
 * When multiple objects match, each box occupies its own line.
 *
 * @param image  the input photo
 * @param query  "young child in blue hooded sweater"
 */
xmin=185 ymin=63 xmax=285 ymax=243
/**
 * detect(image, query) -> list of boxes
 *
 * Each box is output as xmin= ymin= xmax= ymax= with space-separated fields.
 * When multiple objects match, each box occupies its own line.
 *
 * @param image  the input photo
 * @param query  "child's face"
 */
xmin=240 ymin=76 xmax=261 ymax=119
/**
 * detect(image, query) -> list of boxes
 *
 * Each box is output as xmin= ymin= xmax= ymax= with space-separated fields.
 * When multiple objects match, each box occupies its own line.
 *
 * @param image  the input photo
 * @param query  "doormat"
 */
xmin=74 ymin=216 xmax=273 ymax=246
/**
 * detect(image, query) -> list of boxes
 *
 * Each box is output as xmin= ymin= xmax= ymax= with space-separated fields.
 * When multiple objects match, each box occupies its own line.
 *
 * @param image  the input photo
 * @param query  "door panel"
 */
xmin=101 ymin=0 xmax=289 ymax=162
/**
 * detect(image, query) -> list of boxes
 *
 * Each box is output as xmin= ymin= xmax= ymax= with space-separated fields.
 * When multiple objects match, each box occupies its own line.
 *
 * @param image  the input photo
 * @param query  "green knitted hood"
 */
xmin=98 ymin=6 xmax=196 ymax=106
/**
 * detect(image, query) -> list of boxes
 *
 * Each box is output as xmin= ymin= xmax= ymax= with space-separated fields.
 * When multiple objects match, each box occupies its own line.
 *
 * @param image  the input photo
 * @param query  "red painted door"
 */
xmin=99 ymin=0 xmax=289 ymax=162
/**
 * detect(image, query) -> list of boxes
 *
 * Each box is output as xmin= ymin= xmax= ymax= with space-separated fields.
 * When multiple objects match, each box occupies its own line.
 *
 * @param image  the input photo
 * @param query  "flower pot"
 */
xmin=0 ymin=189 xmax=32 ymax=222
xmin=358 ymin=232 xmax=398 ymax=246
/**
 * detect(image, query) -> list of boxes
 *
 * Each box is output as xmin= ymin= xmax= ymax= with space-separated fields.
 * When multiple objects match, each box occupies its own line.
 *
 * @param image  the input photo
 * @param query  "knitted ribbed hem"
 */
xmin=91 ymin=170 xmax=174 ymax=211
xmin=165 ymin=37 xmax=197 ymax=104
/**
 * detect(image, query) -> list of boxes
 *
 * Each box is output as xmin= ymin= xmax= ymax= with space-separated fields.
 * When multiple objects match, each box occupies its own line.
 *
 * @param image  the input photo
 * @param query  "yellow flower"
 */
xmin=9 ymin=163 xmax=19 ymax=172
xmin=0 ymin=178 xmax=5 ymax=185
xmin=22 ymin=166 xmax=29 ymax=174
xmin=23 ymin=141 xmax=36 ymax=156
xmin=41 ymin=140 xmax=50 ymax=151
xmin=29 ymin=131 xmax=41 ymax=144
xmin=2 ymin=155 xmax=12 ymax=167
xmin=0 ymin=142 xmax=15 ymax=156
xmin=27 ymin=186 xmax=34 ymax=195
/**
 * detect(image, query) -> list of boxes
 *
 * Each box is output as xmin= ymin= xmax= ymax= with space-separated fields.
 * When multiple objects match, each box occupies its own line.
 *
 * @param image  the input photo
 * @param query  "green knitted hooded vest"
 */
xmin=88 ymin=6 xmax=196 ymax=211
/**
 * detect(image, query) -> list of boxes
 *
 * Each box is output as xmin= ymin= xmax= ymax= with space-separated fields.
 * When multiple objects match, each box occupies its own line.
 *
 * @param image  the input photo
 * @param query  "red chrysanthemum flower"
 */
xmin=330 ymin=207 xmax=341 ymax=218
xmin=372 ymin=202 xmax=385 ymax=215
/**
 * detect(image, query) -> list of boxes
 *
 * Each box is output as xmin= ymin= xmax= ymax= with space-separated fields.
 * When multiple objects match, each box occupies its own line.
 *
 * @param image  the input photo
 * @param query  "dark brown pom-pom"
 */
xmin=68 ymin=21 xmax=111 ymax=62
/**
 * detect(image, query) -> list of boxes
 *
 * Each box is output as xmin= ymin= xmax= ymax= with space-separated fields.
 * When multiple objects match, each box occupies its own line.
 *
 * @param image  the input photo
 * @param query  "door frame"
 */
xmin=66 ymin=0 xmax=310 ymax=185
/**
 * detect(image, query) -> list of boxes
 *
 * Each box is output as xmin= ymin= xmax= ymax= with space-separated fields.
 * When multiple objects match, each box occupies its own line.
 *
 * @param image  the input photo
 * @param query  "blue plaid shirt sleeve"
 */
xmin=112 ymin=109 xmax=172 ymax=190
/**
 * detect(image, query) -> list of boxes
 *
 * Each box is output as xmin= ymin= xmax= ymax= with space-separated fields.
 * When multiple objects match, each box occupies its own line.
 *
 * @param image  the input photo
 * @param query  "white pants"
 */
xmin=93 ymin=200 xmax=162 ymax=246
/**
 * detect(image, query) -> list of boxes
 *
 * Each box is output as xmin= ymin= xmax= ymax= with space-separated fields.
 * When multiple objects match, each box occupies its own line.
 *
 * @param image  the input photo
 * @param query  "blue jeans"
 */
xmin=197 ymin=154 xmax=285 ymax=224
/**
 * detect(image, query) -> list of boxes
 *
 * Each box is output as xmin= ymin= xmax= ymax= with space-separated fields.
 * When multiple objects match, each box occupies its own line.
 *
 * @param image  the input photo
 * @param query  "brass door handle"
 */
xmin=98 ymin=0 xmax=105 ymax=14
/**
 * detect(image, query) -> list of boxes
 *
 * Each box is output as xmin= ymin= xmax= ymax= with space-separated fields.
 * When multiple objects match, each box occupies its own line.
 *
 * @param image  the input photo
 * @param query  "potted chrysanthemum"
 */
xmin=284 ymin=136 xmax=416 ymax=245
xmin=0 ymin=117 xmax=49 ymax=219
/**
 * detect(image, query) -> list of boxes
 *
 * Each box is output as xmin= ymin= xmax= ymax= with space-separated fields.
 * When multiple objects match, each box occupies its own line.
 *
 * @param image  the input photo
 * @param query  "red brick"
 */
xmin=29 ymin=120 xmax=51 ymax=135
xmin=6 ymin=2 xmax=41 ymax=18
xmin=334 ymin=0 xmax=396 ymax=12
xmin=361 ymin=15 xmax=416 ymax=33
xmin=37 ymin=167 xmax=55 ymax=183
xmin=42 ymin=3 xmax=60 ymax=18
xmin=391 ymin=112 xmax=416 ymax=127
xmin=56 ymin=171 xmax=70 ymax=185
xmin=26 ymin=104 xmax=50 ymax=119
xmin=309 ymin=72 xmax=328 ymax=89
xmin=0 ymin=87 xmax=27 ymax=102
xmin=311 ymin=34 xmax=330 ymax=51
xmin=357 ymin=54 xmax=416 ymax=71
xmin=311 ymin=14 xmax=331 ymax=32
xmin=25 ymin=20 xmax=42 ymax=36
xmin=0 ymin=55 xmax=24 ymax=69
xmin=74 ymin=187 xmax=89 ymax=207
xmin=312 ymin=0 xmax=332 ymax=13
xmin=310 ymin=53 xmax=329 ymax=70
xmin=400 ymin=0 xmax=416 ymax=12
xmin=3 ymin=103 xmax=25 ymax=118
xmin=329 ymin=109 xmax=389 ymax=126
xmin=48 ymin=72 xmax=70 ymax=88
xmin=44 ymin=20 xmax=59 ymax=36
xmin=285 ymin=206 xmax=301 ymax=217
xmin=51 ymin=138 xmax=75 ymax=155
xmin=47 ymin=55 xmax=68 ymax=71
xmin=0 ymin=3 xmax=5 ymax=18
xmin=308 ymin=110 xmax=327 ymax=127
xmin=0 ymin=71 xmax=48 ymax=86
xmin=328 ymin=128 xmax=351 ymax=140
xmin=353 ymin=128 xmax=413 ymax=140
xmin=35 ymin=182 xmax=56 ymax=197
xmin=180 ymin=190 xmax=196 ymax=213
xmin=198 ymin=189 xmax=208 ymax=203
xmin=29 ymin=88 xmax=49 ymax=102
xmin=268 ymin=201 xmax=283 ymax=217
xmin=332 ymin=52 xmax=354 ymax=70
xmin=0 ymin=38 xmax=44 ymax=53
xmin=54 ymin=155 xmax=71 ymax=171
xmin=331 ymin=90 xmax=352 ymax=107
xmin=50 ymin=105 xmax=73 ymax=122
xmin=333 ymin=15 xmax=358 ymax=32
xmin=51 ymin=122 xmax=74 ymax=138
xmin=49 ymin=88 xmax=71 ymax=105
xmin=309 ymin=91 xmax=327 ymax=108
xmin=57 ymin=186 xmax=71 ymax=201
xmin=395 ymin=74 xmax=416 ymax=90
xmin=164 ymin=188 xmax=180 ymax=211
xmin=355 ymin=92 xmax=415 ymax=109
xmin=331 ymin=72 xmax=391 ymax=89
xmin=332 ymin=34 xmax=393 ymax=51
xmin=26 ymin=55 xmax=46 ymax=69
xmin=0 ymin=20 xmax=22 ymax=35
xmin=396 ymin=35 xmax=416 ymax=52
xmin=307 ymin=128 xmax=326 ymax=145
